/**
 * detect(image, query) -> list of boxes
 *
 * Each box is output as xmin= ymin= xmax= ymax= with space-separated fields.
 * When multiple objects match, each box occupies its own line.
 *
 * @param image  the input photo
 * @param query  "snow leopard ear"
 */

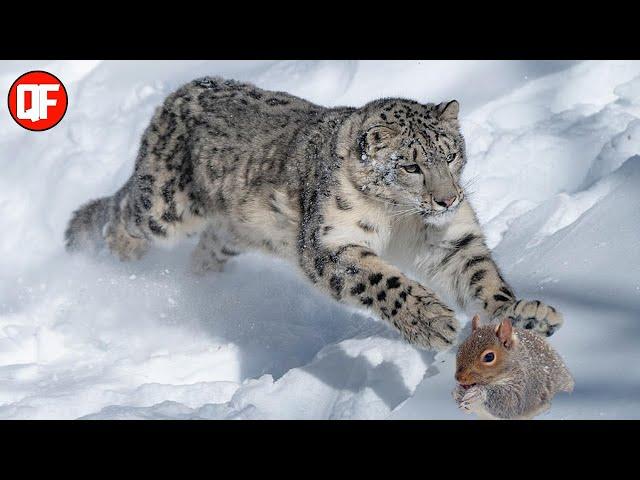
xmin=437 ymin=100 xmax=459 ymax=121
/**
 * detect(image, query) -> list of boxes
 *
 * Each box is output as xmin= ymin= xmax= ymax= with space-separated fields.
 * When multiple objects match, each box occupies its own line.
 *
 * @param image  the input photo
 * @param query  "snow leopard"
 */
xmin=65 ymin=77 xmax=563 ymax=350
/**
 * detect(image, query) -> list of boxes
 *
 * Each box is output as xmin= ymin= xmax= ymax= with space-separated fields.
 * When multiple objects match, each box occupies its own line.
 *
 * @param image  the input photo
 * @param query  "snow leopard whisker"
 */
xmin=392 ymin=208 xmax=423 ymax=219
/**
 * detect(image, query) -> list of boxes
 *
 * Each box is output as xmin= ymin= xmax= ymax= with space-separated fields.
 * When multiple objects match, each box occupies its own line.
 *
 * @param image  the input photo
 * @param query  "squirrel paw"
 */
xmin=457 ymin=385 xmax=487 ymax=414
xmin=452 ymin=385 xmax=465 ymax=404
xmin=503 ymin=299 xmax=563 ymax=337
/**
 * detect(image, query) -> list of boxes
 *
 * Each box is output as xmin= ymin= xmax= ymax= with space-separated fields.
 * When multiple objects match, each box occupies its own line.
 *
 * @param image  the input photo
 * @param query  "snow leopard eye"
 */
xmin=446 ymin=153 xmax=457 ymax=163
xmin=481 ymin=350 xmax=496 ymax=364
xmin=402 ymin=164 xmax=421 ymax=174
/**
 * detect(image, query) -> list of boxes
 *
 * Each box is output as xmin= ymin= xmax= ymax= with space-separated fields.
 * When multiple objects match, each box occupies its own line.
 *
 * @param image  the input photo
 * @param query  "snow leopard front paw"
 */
xmin=395 ymin=286 xmax=460 ymax=351
xmin=502 ymin=299 xmax=563 ymax=337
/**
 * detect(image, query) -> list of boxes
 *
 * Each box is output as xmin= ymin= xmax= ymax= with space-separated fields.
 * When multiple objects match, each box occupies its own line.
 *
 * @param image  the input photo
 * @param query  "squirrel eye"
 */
xmin=402 ymin=164 xmax=421 ymax=174
xmin=446 ymin=153 xmax=457 ymax=163
xmin=482 ymin=352 xmax=495 ymax=363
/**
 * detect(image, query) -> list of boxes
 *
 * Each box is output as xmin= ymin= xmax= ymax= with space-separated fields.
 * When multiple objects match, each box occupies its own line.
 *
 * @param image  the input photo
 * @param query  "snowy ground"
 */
xmin=1 ymin=60 xmax=639 ymax=419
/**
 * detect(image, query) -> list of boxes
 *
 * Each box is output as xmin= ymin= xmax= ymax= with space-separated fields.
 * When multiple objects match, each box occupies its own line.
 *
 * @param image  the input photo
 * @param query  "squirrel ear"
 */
xmin=472 ymin=314 xmax=481 ymax=331
xmin=496 ymin=318 xmax=514 ymax=349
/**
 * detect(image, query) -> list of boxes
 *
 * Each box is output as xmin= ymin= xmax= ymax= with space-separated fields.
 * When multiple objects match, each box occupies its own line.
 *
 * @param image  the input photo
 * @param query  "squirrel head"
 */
xmin=455 ymin=315 xmax=518 ymax=387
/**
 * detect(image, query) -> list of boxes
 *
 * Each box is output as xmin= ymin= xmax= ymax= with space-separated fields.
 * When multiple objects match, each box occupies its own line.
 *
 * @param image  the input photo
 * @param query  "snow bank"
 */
xmin=1 ymin=60 xmax=639 ymax=419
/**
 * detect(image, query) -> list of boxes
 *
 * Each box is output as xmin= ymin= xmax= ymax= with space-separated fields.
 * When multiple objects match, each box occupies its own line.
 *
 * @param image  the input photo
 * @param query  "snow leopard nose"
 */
xmin=434 ymin=194 xmax=457 ymax=209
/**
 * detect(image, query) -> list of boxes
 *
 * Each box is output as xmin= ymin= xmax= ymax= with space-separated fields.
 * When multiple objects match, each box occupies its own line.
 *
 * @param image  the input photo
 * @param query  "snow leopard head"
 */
xmin=338 ymin=98 xmax=467 ymax=225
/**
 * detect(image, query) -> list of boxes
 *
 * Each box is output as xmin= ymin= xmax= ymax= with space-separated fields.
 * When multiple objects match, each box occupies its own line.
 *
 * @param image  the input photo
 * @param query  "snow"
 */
xmin=1 ymin=60 xmax=639 ymax=419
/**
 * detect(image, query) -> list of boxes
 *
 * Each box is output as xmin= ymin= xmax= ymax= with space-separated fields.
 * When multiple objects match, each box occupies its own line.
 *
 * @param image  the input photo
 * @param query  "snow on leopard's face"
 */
xmin=350 ymin=99 xmax=467 ymax=225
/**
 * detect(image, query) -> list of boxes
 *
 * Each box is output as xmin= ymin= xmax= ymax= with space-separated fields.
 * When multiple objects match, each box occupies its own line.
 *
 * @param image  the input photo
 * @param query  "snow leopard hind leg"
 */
xmin=190 ymin=224 xmax=245 ymax=274
xmin=65 ymin=89 xmax=211 ymax=262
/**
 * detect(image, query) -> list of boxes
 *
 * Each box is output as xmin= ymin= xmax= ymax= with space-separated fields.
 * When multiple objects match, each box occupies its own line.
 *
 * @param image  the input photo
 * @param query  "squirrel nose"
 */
xmin=455 ymin=369 xmax=473 ymax=385
xmin=434 ymin=195 xmax=457 ymax=209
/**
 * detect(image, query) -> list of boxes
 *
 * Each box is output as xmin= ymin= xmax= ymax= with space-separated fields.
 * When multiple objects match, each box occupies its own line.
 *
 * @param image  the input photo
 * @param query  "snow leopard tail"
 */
xmin=64 ymin=196 xmax=113 ymax=253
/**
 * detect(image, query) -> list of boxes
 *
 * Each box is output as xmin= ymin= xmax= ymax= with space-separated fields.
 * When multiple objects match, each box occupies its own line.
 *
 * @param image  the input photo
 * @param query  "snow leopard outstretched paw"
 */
xmin=503 ymin=299 xmax=563 ymax=337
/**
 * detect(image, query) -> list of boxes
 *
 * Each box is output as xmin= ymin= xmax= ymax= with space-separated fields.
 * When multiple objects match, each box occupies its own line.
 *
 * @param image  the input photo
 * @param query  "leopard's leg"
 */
xmin=98 ymin=165 xmax=209 ymax=262
xmin=190 ymin=224 xmax=243 ymax=274
xmin=300 ymin=243 xmax=459 ymax=351
xmin=66 ymin=91 xmax=210 ymax=261
xmin=419 ymin=205 xmax=563 ymax=336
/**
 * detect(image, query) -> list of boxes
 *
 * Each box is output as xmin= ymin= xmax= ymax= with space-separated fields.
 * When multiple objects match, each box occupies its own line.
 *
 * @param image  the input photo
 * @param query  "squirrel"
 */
xmin=453 ymin=314 xmax=574 ymax=419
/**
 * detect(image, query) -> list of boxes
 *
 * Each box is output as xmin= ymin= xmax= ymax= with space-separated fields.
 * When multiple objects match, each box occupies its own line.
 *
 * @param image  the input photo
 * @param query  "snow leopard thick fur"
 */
xmin=65 ymin=77 xmax=563 ymax=350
